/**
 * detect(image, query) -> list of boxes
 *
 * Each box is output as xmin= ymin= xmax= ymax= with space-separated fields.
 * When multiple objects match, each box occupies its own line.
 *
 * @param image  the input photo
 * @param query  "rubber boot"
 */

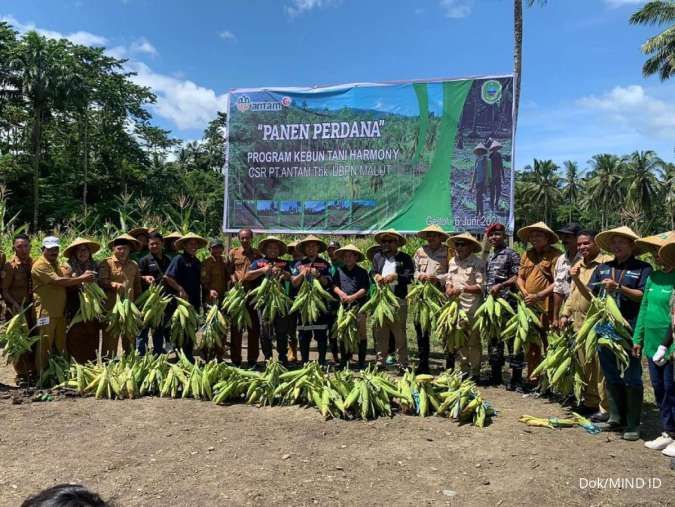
xmin=622 ymin=386 xmax=643 ymax=441
xmin=506 ymin=368 xmax=523 ymax=392
xmin=357 ymin=341 xmax=367 ymax=369
xmin=446 ymin=352 xmax=455 ymax=372
xmin=339 ymin=343 xmax=350 ymax=369
xmin=329 ymin=337 xmax=339 ymax=364
xmin=596 ymin=383 xmax=626 ymax=432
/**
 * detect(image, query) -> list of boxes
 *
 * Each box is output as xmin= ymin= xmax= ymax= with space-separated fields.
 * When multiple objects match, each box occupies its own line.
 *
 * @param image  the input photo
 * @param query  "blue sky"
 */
xmin=2 ymin=0 xmax=673 ymax=169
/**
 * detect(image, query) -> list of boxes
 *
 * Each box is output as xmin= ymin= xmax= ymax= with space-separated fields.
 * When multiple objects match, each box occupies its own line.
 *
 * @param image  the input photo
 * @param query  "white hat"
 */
xmin=42 ymin=236 xmax=60 ymax=249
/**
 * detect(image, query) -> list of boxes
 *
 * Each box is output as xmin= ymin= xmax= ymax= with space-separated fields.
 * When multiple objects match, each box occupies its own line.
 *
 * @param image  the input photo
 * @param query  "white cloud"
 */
xmin=439 ymin=0 xmax=473 ymax=18
xmin=128 ymin=61 xmax=228 ymax=130
xmin=577 ymin=85 xmax=675 ymax=141
xmin=604 ymin=0 xmax=646 ymax=8
xmin=1 ymin=14 xmax=108 ymax=46
xmin=130 ymin=37 xmax=158 ymax=56
xmin=285 ymin=0 xmax=340 ymax=17
xmin=218 ymin=30 xmax=236 ymax=41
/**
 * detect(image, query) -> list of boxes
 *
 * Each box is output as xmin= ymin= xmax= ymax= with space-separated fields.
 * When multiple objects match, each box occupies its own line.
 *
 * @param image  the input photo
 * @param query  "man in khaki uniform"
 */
xmin=228 ymin=228 xmax=262 ymax=367
xmin=445 ymin=233 xmax=485 ymax=379
xmin=560 ymin=230 xmax=610 ymax=420
xmin=202 ymin=239 xmax=231 ymax=304
xmin=413 ymin=224 xmax=450 ymax=373
xmin=32 ymin=236 xmax=95 ymax=372
xmin=2 ymin=234 xmax=34 ymax=379
xmin=98 ymin=234 xmax=143 ymax=356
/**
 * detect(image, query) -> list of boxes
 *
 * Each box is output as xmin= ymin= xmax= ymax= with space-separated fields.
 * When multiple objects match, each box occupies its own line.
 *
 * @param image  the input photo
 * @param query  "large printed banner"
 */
xmin=223 ymin=76 xmax=514 ymax=234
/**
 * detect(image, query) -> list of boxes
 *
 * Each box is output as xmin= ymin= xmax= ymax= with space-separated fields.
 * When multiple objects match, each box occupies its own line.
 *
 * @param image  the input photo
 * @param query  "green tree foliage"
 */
xmin=630 ymin=0 xmax=675 ymax=80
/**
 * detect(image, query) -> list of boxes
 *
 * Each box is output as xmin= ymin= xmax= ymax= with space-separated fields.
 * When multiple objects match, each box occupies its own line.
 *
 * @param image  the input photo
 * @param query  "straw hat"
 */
xmin=366 ymin=244 xmax=381 ymax=263
xmin=128 ymin=227 xmax=149 ymax=238
xmin=658 ymin=240 xmax=675 ymax=268
xmin=287 ymin=240 xmax=298 ymax=255
xmin=164 ymin=231 xmax=183 ymax=242
xmin=258 ymin=236 xmax=287 ymax=256
xmin=473 ymin=143 xmax=488 ymax=155
xmin=108 ymin=233 xmax=142 ymax=250
xmin=488 ymin=140 xmax=502 ymax=152
xmin=417 ymin=224 xmax=450 ymax=241
xmin=447 ymin=232 xmax=482 ymax=254
xmin=595 ymin=226 xmax=644 ymax=255
xmin=517 ymin=221 xmax=559 ymax=244
xmin=635 ymin=231 xmax=675 ymax=257
xmin=374 ymin=229 xmax=406 ymax=246
xmin=334 ymin=244 xmax=365 ymax=263
xmin=296 ymin=234 xmax=327 ymax=255
xmin=63 ymin=237 xmax=101 ymax=259
xmin=174 ymin=232 xmax=208 ymax=251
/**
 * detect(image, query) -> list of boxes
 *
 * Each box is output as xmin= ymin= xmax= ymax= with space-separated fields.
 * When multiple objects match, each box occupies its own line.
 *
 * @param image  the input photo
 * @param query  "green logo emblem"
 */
xmin=481 ymin=80 xmax=502 ymax=105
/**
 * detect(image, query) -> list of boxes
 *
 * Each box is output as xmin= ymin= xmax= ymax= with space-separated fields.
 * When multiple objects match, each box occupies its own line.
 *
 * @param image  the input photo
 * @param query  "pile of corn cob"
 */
xmin=248 ymin=276 xmax=292 ymax=322
xmin=136 ymin=284 xmax=172 ymax=329
xmin=333 ymin=304 xmax=360 ymax=354
xmin=434 ymin=298 xmax=468 ymax=352
xmin=106 ymin=295 xmax=143 ymax=341
xmin=501 ymin=295 xmax=543 ymax=354
xmin=68 ymin=282 xmax=107 ymax=328
xmin=51 ymin=354 xmax=494 ymax=427
xmin=221 ymin=283 xmax=252 ymax=331
xmin=530 ymin=328 xmax=585 ymax=403
xmin=170 ymin=297 xmax=200 ymax=347
xmin=473 ymin=294 xmax=514 ymax=345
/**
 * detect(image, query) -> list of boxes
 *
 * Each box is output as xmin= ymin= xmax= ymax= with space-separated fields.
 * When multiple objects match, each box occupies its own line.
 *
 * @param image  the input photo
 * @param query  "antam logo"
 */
xmin=234 ymin=95 xmax=290 ymax=113
xmin=235 ymin=96 xmax=251 ymax=112
xmin=281 ymin=96 xmax=292 ymax=107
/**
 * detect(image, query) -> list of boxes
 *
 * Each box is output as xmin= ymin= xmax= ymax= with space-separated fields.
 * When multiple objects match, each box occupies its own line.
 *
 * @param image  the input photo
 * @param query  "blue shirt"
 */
xmin=166 ymin=253 xmax=202 ymax=308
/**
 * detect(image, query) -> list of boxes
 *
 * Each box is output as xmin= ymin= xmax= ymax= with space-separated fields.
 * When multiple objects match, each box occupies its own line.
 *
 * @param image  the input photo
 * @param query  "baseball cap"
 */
xmin=557 ymin=223 xmax=582 ymax=236
xmin=42 ymin=236 xmax=60 ymax=249
xmin=328 ymin=241 xmax=341 ymax=250
xmin=209 ymin=239 xmax=224 ymax=248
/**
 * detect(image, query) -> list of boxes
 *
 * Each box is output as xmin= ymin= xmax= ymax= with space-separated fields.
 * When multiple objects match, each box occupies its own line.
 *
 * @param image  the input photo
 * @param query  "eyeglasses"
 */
xmin=454 ymin=241 xmax=468 ymax=247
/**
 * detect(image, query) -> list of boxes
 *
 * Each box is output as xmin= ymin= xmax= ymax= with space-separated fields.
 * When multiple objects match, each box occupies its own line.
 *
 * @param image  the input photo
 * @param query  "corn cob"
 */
xmin=106 ymin=294 xmax=143 ymax=342
xmin=333 ymin=304 xmax=359 ymax=354
xmin=530 ymin=328 xmax=585 ymax=403
xmin=199 ymin=304 xmax=228 ymax=353
xmin=0 ymin=312 xmax=40 ymax=364
xmin=136 ymin=284 xmax=172 ymax=329
xmin=247 ymin=276 xmax=292 ymax=322
xmin=290 ymin=278 xmax=335 ymax=325
xmin=473 ymin=294 xmax=514 ymax=345
xmin=68 ymin=282 xmax=107 ymax=329
xmin=407 ymin=281 xmax=445 ymax=335
xmin=501 ymin=295 xmax=542 ymax=355
xmin=221 ymin=283 xmax=252 ymax=331
xmin=359 ymin=284 xmax=399 ymax=327
xmin=434 ymin=298 xmax=468 ymax=352
xmin=170 ymin=297 xmax=200 ymax=348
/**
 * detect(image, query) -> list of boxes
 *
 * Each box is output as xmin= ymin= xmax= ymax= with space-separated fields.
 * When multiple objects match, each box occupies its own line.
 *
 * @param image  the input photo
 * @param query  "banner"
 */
xmin=223 ymin=76 xmax=515 ymax=234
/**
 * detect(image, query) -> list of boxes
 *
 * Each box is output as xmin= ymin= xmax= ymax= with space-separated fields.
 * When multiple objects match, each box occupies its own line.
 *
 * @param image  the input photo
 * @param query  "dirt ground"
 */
xmin=1 ymin=355 xmax=674 ymax=507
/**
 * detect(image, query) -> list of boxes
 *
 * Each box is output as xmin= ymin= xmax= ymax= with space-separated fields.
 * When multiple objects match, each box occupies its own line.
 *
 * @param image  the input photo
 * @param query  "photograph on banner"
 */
xmin=223 ymin=76 xmax=514 ymax=234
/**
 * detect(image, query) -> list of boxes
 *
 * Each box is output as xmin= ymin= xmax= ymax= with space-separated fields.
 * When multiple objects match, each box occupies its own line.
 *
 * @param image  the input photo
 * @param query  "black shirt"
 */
xmin=166 ymin=253 xmax=202 ymax=308
xmin=139 ymin=253 xmax=172 ymax=286
xmin=589 ymin=256 xmax=652 ymax=327
xmin=332 ymin=264 xmax=370 ymax=306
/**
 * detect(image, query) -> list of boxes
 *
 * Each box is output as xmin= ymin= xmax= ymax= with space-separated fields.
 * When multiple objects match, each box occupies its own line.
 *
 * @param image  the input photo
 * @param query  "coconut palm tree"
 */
xmin=659 ymin=161 xmax=675 ymax=228
xmin=561 ymin=160 xmax=580 ymax=222
xmin=522 ymin=159 xmax=561 ymax=225
xmin=583 ymin=154 xmax=623 ymax=229
xmin=629 ymin=1 xmax=675 ymax=80
xmin=514 ymin=1 xmax=548 ymax=128
xmin=622 ymin=150 xmax=662 ymax=219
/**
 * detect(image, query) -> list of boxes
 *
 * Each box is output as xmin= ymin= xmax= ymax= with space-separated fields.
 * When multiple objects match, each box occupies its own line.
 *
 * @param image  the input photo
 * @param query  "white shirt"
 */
xmin=382 ymin=256 xmax=398 ymax=287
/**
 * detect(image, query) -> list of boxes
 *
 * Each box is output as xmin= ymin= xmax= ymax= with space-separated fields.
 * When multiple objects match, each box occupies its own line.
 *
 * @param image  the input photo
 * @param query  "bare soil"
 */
xmin=1 ymin=357 xmax=673 ymax=507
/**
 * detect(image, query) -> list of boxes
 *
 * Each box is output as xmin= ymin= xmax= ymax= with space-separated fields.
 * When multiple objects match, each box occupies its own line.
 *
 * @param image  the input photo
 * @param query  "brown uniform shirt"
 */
xmin=519 ymin=246 xmax=562 ymax=312
xmin=228 ymin=247 xmax=262 ymax=289
xmin=560 ymin=253 xmax=612 ymax=330
xmin=2 ymin=255 xmax=33 ymax=307
xmin=201 ymin=255 xmax=231 ymax=295
xmin=98 ymin=257 xmax=142 ymax=308
xmin=445 ymin=254 xmax=486 ymax=315
xmin=413 ymin=245 xmax=449 ymax=285
xmin=31 ymin=255 xmax=67 ymax=317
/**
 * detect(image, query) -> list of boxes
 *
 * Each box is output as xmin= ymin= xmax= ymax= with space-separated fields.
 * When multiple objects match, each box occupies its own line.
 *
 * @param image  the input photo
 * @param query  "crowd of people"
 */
xmin=1 ymin=222 xmax=674 ymax=459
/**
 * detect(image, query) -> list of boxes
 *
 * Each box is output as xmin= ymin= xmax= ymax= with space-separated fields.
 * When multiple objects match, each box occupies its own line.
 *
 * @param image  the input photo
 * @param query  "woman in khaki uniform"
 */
xmin=62 ymin=238 xmax=101 ymax=363
xmin=98 ymin=234 xmax=142 ymax=357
